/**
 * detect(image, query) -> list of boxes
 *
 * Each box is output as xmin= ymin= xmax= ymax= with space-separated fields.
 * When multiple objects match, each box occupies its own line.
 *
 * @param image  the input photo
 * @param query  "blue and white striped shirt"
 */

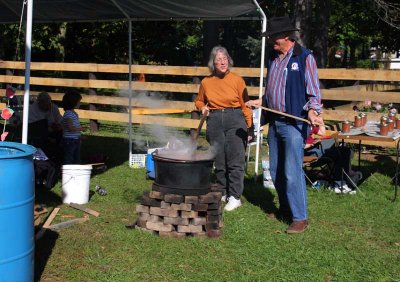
xmin=62 ymin=110 xmax=81 ymax=139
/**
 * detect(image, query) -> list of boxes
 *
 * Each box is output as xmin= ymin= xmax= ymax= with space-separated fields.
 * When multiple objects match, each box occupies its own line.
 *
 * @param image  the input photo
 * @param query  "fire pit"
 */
xmin=133 ymin=149 xmax=224 ymax=238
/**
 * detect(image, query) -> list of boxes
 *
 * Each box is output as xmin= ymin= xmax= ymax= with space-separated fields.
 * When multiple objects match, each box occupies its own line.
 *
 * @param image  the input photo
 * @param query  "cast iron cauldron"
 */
xmin=153 ymin=152 xmax=214 ymax=196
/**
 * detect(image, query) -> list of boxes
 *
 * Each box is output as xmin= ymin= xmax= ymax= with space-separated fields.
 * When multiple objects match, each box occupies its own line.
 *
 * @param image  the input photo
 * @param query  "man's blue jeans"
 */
xmin=267 ymin=118 xmax=308 ymax=221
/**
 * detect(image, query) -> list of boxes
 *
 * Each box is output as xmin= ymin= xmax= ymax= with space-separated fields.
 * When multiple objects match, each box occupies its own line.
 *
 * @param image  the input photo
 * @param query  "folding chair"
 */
xmin=303 ymin=130 xmax=339 ymax=188
xmin=303 ymin=143 xmax=335 ymax=188
xmin=245 ymin=109 xmax=264 ymax=171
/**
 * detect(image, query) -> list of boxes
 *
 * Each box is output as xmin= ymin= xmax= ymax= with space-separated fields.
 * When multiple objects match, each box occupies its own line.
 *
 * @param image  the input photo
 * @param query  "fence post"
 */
xmin=88 ymin=73 xmax=99 ymax=132
xmin=190 ymin=77 xmax=201 ymax=139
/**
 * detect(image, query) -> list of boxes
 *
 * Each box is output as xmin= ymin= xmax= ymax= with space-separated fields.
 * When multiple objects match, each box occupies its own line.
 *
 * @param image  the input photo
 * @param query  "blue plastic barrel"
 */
xmin=146 ymin=152 xmax=155 ymax=179
xmin=0 ymin=141 xmax=36 ymax=282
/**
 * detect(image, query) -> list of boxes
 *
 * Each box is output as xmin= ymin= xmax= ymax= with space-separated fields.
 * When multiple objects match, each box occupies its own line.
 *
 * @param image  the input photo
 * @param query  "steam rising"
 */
xmin=122 ymin=89 xmax=216 ymax=161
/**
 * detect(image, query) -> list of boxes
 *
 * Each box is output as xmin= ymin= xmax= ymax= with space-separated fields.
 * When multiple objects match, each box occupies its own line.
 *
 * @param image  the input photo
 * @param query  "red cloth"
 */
xmin=305 ymin=126 xmax=319 ymax=145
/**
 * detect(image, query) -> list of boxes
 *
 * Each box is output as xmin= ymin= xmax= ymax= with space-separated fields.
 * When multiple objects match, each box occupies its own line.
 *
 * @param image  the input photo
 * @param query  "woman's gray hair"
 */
xmin=207 ymin=46 xmax=234 ymax=74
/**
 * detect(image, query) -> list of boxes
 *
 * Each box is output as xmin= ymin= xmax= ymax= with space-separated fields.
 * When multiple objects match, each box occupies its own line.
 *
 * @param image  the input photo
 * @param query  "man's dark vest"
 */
xmin=262 ymin=42 xmax=311 ymax=125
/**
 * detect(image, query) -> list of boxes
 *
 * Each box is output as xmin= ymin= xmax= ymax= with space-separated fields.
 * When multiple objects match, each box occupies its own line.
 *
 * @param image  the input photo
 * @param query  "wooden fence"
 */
xmin=1 ymin=61 xmax=400 ymax=133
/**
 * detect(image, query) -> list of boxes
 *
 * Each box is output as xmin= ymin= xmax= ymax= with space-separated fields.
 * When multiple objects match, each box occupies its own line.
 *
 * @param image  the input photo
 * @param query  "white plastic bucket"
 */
xmin=62 ymin=165 xmax=92 ymax=204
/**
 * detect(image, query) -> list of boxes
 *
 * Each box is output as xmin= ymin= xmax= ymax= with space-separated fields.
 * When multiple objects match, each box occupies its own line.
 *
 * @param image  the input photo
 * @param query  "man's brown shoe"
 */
xmin=286 ymin=220 xmax=309 ymax=234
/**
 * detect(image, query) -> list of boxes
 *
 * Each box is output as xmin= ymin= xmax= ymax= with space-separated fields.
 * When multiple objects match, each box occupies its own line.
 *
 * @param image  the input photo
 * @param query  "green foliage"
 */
xmin=355 ymin=59 xmax=373 ymax=69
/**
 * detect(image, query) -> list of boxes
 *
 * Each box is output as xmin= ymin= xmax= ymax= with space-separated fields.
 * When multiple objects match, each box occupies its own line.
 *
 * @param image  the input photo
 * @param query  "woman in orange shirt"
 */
xmin=195 ymin=46 xmax=253 ymax=211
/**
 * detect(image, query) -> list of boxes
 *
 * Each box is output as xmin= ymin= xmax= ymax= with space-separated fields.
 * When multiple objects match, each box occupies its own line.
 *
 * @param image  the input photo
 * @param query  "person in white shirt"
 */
xmin=29 ymin=92 xmax=63 ymax=133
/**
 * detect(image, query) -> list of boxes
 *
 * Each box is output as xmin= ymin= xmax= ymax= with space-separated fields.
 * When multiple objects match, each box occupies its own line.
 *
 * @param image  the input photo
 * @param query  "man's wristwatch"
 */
xmin=310 ymin=109 xmax=321 ymax=116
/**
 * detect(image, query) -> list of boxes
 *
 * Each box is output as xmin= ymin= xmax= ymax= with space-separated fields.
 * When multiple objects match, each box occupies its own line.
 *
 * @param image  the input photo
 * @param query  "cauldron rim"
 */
xmin=153 ymin=154 xmax=214 ymax=164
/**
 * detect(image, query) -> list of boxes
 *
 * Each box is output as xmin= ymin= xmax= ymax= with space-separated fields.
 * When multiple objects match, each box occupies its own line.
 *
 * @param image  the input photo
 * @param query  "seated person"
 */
xmin=304 ymin=124 xmax=362 ymax=194
xmin=29 ymin=92 xmax=63 ymax=142
xmin=29 ymin=92 xmax=63 ymax=162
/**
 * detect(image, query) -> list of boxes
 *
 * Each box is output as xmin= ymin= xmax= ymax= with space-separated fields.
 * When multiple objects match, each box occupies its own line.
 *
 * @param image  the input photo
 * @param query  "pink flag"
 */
xmin=1 ymin=108 xmax=14 ymax=120
xmin=5 ymin=85 xmax=16 ymax=98
xmin=1 ymin=131 xmax=8 ymax=141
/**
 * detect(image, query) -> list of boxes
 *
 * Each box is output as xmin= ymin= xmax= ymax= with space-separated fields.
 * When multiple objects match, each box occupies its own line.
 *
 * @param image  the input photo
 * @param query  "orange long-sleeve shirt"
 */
xmin=195 ymin=71 xmax=253 ymax=128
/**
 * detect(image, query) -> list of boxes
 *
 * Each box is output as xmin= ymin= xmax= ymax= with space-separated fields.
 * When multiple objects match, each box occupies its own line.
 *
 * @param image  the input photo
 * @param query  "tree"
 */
xmin=372 ymin=0 xmax=400 ymax=29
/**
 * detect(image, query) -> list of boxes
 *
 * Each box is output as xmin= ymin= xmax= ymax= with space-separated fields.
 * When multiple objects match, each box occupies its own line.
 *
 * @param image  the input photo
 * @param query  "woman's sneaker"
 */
xmin=224 ymin=196 xmax=242 ymax=211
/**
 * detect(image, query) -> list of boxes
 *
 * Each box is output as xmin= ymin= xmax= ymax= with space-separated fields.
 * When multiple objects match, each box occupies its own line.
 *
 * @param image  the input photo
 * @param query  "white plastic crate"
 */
xmin=129 ymin=153 xmax=146 ymax=168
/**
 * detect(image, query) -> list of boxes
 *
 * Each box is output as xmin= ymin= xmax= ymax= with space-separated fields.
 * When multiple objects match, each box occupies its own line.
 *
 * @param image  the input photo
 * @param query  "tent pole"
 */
xmin=252 ymin=0 xmax=267 ymax=180
xmin=109 ymin=0 xmax=133 ymax=164
xmin=22 ymin=0 xmax=33 ymax=144
xmin=128 ymin=20 xmax=133 ymax=162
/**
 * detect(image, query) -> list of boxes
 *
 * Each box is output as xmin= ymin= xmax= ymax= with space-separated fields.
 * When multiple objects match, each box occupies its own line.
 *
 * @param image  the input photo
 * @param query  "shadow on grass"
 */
xmin=35 ymin=189 xmax=63 ymax=206
xmin=360 ymin=153 xmax=398 ymax=200
xmin=81 ymin=135 xmax=129 ymax=170
xmin=243 ymin=175 xmax=277 ymax=214
xmin=34 ymin=230 xmax=59 ymax=282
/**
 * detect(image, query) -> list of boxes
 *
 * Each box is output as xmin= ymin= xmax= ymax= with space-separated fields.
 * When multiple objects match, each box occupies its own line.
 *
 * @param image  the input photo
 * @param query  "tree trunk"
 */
xmin=313 ymin=0 xmax=330 ymax=67
xmin=202 ymin=21 xmax=220 ymax=65
xmin=293 ymin=0 xmax=313 ymax=47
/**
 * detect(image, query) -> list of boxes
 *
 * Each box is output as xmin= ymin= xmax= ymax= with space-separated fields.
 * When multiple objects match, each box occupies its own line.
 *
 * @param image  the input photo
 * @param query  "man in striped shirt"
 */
xmin=246 ymin=17 xmax=323 ymax=234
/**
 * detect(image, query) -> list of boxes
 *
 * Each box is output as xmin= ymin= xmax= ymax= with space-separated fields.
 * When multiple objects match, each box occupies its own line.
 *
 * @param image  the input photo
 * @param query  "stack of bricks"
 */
xmin=135 ymin=187 xmax=223 ymax=238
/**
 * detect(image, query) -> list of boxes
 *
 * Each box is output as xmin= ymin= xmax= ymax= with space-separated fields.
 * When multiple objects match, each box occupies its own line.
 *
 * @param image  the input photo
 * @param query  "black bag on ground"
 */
xmin=34 ymin=159 xmax=58 ymax=190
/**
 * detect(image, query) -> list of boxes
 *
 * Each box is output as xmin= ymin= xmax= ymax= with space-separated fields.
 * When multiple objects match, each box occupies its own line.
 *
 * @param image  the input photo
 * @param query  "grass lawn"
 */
xmin=34 ymin=123 xmax=400 ymax=282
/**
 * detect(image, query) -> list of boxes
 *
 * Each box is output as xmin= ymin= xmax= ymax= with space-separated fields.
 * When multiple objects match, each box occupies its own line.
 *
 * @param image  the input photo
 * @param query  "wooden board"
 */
xmin=69 ymin=203 xmax=100 ymax=217
xmin=48 ymin=217 xmax=89 ymax=230
xmin=2 ymin=61 xmax=400 ymax=81
xmin=35 ymin=207 xmax=60 ymax=240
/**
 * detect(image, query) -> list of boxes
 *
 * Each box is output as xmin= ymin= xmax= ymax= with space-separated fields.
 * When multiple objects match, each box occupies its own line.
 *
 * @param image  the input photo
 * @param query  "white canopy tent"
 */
xmin=0 ymin=0 xmax=266 ymax=176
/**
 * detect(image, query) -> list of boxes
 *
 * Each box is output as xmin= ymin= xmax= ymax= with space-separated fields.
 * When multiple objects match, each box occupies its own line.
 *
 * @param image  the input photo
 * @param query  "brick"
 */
xmin=164 ymin=194 xmax=184 ymax=204
xmin=136 ymin=218 xmax=147 ymax=228
xmin=138 ymin=212 xmax=150 ymax=221
xmin=146 ymin=221 xmax=174 ymax=232
xmin=159 ymin=231 xmax=187 ymax=238
xmin=164 ymin=217 xmax=189 ymax=225
xmin=192 ymin=232 xmax=207 ymax=238
xmin=184 ymin=196 xmax=199 ymax=204
xmin=135 ymin=226 xmax=156 ymax=235
xmin=140 ymin=195 xmax=162 ymax=207
xmin=207 ymin=214 xmax=220 ymax=222
xmin=177 ymin=224 xmax=203 ymax=233
xmin=149 ymin=191 xmax=165 ymax=200
xmin=181 ymin=210 xmax=198 ymax=218
xmin=192 ymin=203 xmax=208 ymax=211
xmin=205 ymin=222 xmax=219 ymax=230
xmin=198 ymin=211 xmax=207 ymax=217
xmin=210 ymin=183 xmax=225 ymax=192
xmin=171 ymin=203 xmax=192 ymax=211
xmin=207 ymin=229 xmax=222 ymax=238
xmin=190 ymin=217 xmax=206 ymax=226
xmin=160 ymin=201 xmax=171 ymax=209
xmin=136 ymin=204 xmax=149 ymax=213
xmin=207 ymin=202 xmax=220 ymax=210
xmin=199 ymin=192 xmax=222 ymax=204
xmin=150 ymin=207 xmax=178 ymax=217
xmin=149 ymin=215 xmax=162 ymax=223
xmin=207 ymin=209 xmax=221 ymax=216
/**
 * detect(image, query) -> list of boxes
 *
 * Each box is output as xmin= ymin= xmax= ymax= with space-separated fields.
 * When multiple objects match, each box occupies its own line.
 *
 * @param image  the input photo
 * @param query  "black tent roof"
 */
xmin=0 ymin=0 xmax=260 ymax=23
